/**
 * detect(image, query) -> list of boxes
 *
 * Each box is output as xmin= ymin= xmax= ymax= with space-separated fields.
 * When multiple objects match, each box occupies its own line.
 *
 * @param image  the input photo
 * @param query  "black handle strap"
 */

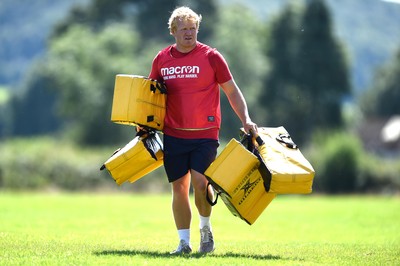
xmin=256 ymin=154 xmax=272 ymax=192
xmin=150 ymin=82 xmax=167 ymax=94
xmin=276 ymin=133 xmax=297 ymax=149
xmin=140 ymin=130 xmax=163 ymax=161
xmin=240 ymin=132 xmax=273 ymax=192
xmin=206 ymin=182 xmax=219 ymax=206
xmin=240 ymin=133 xmax=255 ymax=153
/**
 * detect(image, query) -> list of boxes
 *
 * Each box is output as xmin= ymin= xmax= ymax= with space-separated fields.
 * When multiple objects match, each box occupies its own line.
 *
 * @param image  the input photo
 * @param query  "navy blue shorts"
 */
xmin=163 ymin=135 xmax=219 ymax=183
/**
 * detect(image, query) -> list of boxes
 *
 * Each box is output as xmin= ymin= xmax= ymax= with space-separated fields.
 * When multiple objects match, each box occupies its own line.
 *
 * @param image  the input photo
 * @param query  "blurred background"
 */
xmin=0 ymin=0 xmax=399 ymax=194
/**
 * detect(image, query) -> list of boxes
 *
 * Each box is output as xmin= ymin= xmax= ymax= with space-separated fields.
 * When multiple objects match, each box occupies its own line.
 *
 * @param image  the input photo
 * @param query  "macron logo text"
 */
xmin=161 ymin=65 xmax=200 ymax=76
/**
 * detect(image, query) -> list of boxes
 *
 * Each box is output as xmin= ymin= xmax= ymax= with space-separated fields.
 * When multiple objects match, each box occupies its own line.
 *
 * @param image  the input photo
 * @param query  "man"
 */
xmin=148 ymin=6 xmax=257 ymax=254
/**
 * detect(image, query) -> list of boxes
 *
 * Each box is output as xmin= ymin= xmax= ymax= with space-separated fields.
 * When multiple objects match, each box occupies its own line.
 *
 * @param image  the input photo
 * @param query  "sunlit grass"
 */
xmin=0 ymin=193 xmax=399 ymax=265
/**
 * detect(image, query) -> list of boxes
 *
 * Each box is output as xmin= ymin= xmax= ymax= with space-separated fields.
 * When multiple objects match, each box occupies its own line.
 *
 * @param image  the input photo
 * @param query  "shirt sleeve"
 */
xmin=149 ymin=53 xmax=162 ymax=82
xmin=209 ymin=49 xmax=233 ymax=84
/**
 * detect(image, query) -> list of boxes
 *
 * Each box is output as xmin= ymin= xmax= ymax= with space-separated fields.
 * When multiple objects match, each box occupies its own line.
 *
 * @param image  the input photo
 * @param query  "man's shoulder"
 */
xmin=157 ymin=45 xmax=173 ymax=56
xmin=197 ymin=42 xmax=217 ymax=53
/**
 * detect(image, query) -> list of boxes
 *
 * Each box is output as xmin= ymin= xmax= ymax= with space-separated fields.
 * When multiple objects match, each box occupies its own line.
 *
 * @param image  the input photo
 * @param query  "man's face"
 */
xmin=172 ymin=19 xmax=198 ymax=52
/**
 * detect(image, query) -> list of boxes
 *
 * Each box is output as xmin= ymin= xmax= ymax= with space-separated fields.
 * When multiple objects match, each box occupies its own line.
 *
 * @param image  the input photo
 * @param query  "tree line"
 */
xmin=1 ymin=0 xmax=399 ymax=147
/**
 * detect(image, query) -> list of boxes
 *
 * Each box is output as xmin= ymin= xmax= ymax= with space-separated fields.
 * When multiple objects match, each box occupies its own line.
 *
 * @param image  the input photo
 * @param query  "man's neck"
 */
xmin=175 ymin=42 xmax=197 ymax=53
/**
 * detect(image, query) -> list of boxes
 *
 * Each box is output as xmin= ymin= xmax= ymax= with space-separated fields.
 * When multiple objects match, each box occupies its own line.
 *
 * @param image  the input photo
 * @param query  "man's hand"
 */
xmin=243 ymin=120 xmax=258 ymax=135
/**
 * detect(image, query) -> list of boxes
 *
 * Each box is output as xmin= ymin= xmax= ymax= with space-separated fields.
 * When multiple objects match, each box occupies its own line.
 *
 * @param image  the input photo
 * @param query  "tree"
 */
xmin=52 ymin=0 xmax=138 ymax=37
xmin=51 ymin=0 xmax=216 ymax=43
xmin=9 ymin=66 xmax=61 ymax=136
xmin=257 ymin=5 xmax=301 ymax=128
xmin=295 ymin=0 xmax=350 ymax=131
xmin=360 ymin=46 xmax=400 ymax=117
xmin=42 ymin=23 xmax=161 ymax=145
xmin=258 ymin=0 xmax=350 ymax=145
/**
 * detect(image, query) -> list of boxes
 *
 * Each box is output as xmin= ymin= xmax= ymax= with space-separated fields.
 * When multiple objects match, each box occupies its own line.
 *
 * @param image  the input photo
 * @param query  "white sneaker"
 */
xmin=170 ymin=240 xmax=192 ymax=255
xmin=199 ymin=226 xmax=215 ymax=253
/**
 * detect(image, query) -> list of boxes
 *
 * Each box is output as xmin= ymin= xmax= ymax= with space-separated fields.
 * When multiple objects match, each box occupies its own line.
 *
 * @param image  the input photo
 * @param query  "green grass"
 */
xmin=0 ymin=193 xmax=399 ymax=265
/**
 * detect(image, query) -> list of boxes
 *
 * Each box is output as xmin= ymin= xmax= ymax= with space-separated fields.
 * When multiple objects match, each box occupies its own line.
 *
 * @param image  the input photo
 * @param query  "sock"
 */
xmin=178 ymin=229 xmax=190 ymax=244
xmin=199 ymin=215 xmax=211 ymax=230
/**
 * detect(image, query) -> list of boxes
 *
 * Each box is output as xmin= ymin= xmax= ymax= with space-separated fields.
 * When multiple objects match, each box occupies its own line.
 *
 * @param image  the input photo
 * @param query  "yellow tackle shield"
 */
xmin=111 ymin=74 xmax=166 ymax=131
xmin=242 ymin=126 xmax=315 ymax=194
xmin=205 ymin=139 xmax=276 ymax=225
xmin=101 ymin=132 xmax=163 ymax=185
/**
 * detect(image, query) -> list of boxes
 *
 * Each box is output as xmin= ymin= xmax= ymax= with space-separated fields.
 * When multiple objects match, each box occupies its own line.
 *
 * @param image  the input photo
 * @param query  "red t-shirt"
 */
xmin=149 ymin=42 xmax=232 ymax=140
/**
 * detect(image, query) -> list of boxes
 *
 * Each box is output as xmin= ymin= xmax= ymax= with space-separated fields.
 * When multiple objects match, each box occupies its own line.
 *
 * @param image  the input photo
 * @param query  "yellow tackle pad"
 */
xmin=242 ymin=126 xmax=315 ymax=194
xmin=111 ymin=74 xmax=166 ymax=131
xmin=205 ymin=139 xmax=276 ymax=225
xmin=101 ymin=132 xmax=163 ymax=185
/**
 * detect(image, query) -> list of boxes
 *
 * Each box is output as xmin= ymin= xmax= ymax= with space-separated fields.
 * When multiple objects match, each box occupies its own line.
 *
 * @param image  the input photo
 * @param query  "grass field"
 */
xmin=0 ymin=192 xmax=399 ymax=265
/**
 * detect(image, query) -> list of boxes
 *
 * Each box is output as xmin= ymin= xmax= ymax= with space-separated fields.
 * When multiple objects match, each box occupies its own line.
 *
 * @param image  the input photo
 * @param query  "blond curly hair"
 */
xmin=168 ymin=6 xmax=202 ymax=34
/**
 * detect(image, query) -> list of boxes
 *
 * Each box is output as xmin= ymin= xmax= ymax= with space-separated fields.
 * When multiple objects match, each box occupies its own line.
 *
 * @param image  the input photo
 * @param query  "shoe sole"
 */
xmin=198 ymin=247 xmax=215 ymax=254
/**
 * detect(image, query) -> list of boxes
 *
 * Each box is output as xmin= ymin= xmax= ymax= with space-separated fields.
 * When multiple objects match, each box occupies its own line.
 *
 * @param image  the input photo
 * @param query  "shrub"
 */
xmin=357 ymin=155 xmax=400 ymax=193
xmin=0 ymin=137 xmax=115 ymax=191
xmin=309 ymin=131 xmax=363 ymax=193
xmin=0 ymin=137 xmax=169 ymax=192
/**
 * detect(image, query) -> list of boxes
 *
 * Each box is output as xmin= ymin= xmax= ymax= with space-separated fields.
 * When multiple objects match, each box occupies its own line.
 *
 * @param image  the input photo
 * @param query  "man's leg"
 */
xmin=191 ymin=169 xmax=212 ymax=217
xmin=170 ymin=172 xmax=192 ymax=254
xmin=172 ymin=172 xmax=192 ymax=229
xmin=191 ymin=169 xmax=215 ymax=253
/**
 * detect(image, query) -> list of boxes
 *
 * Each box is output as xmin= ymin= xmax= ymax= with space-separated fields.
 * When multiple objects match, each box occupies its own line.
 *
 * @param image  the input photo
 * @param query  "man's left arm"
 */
xmin=220 ymin=79 xmax=258 ymax=134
